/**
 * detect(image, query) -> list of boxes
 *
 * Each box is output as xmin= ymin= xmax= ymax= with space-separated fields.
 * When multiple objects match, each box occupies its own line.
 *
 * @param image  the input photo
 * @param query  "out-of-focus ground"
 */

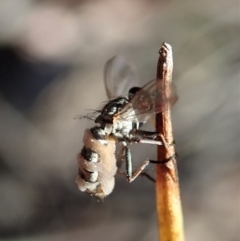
xmin=0 ymin=0 xmax=239 ymax=241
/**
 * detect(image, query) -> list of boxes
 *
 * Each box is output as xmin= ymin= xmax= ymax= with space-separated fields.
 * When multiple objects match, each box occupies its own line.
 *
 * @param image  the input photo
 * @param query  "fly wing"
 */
xmin=104 ymin=56 xmax=139 ymax=99
xmin=115 ymin=79 xmax=178 ymax=123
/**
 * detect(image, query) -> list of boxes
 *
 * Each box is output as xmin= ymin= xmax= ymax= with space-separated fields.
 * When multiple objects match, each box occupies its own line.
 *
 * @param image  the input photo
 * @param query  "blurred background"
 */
xmin=0 ymin=0 xmax=239 ymax=241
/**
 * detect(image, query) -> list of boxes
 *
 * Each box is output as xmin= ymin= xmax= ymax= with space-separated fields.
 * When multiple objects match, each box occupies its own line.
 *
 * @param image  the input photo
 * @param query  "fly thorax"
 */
xmin=95 ymin=97 xmax=129 ymax=126
xmin=114 ymin=119 xmax=133 ymax=135
xmin=103 ymin=123 xmax=114 ymax=134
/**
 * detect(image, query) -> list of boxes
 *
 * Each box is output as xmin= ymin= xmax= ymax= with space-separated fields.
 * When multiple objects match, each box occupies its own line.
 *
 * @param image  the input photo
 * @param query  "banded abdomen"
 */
xmin=76 ymin=127 xmax=117 ymax=199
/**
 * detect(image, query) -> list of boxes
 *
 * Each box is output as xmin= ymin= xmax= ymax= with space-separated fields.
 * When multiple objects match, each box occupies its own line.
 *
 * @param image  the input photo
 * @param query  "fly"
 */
xmin=76 ymin=55 xmax=178 ymax=199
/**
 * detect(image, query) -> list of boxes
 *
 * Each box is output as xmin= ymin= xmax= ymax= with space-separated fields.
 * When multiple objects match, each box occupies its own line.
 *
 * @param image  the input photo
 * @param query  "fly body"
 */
xmin=76 ymin=55 xmax=178 ymax=198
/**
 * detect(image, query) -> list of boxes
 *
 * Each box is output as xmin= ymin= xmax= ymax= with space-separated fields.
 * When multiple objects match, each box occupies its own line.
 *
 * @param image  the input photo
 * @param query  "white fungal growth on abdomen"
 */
xmin=76 ymin=128 xmax=117 ymax=199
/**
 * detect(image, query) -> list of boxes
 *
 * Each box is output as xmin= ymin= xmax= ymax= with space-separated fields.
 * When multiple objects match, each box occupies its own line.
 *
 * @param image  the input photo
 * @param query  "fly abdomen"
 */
xmin=90 ymin=126 xmax=108 ymax=145
xmin=81 ymin=146 xmax=98 ymax=163
xmin=76 ymin=127 xmax=117 ymax=199
xmin=79 ymin=168 xmax=98 ymax=183
xmin=79 ymin=146 xmax=98 ymax=183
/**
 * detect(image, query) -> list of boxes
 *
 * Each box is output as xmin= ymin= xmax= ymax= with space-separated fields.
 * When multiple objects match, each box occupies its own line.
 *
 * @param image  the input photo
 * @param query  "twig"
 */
xmin=155 ymin=43 xmax=185 ymax=241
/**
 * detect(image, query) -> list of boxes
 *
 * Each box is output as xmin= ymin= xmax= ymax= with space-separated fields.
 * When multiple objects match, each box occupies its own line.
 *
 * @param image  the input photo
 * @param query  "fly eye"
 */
xmin=128 ymin=87 xmax=141 ymax=99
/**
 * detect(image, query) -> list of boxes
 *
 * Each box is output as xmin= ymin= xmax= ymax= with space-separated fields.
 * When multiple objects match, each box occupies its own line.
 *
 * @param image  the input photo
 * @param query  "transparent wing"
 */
xmin=104 ymin=55 xmax=139 ymax=99
xmin=115 ymin=79 xmax=178 ymax=123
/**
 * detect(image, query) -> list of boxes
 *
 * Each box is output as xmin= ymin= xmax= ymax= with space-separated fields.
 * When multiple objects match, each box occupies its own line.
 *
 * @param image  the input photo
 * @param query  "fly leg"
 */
xmin=138 ymin=172 xmax=156 ymax=182
xmin=132 ymin=130 xmax=175 ymax=161
xmin=122 ymin=143 xmax=150 ymax=183
xmin=116 ymin=141 xmax=152 ymax=182
xmin=116 ymin=145 xmax=125 ymax=170
xmin=133 ymin=130 xmax=174 ymax=148
xmin=129 ymin=130 xmax=177 ymax=169
xmin=119 ymin=141 xmax=176 ymax=183
xmin=116 ymin=133 xmax=175 ymax=182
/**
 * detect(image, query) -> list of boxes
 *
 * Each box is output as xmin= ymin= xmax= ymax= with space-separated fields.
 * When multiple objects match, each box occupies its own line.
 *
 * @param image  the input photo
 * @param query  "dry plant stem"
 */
xmin=155 ymin=43 xmax=185 ymax=241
